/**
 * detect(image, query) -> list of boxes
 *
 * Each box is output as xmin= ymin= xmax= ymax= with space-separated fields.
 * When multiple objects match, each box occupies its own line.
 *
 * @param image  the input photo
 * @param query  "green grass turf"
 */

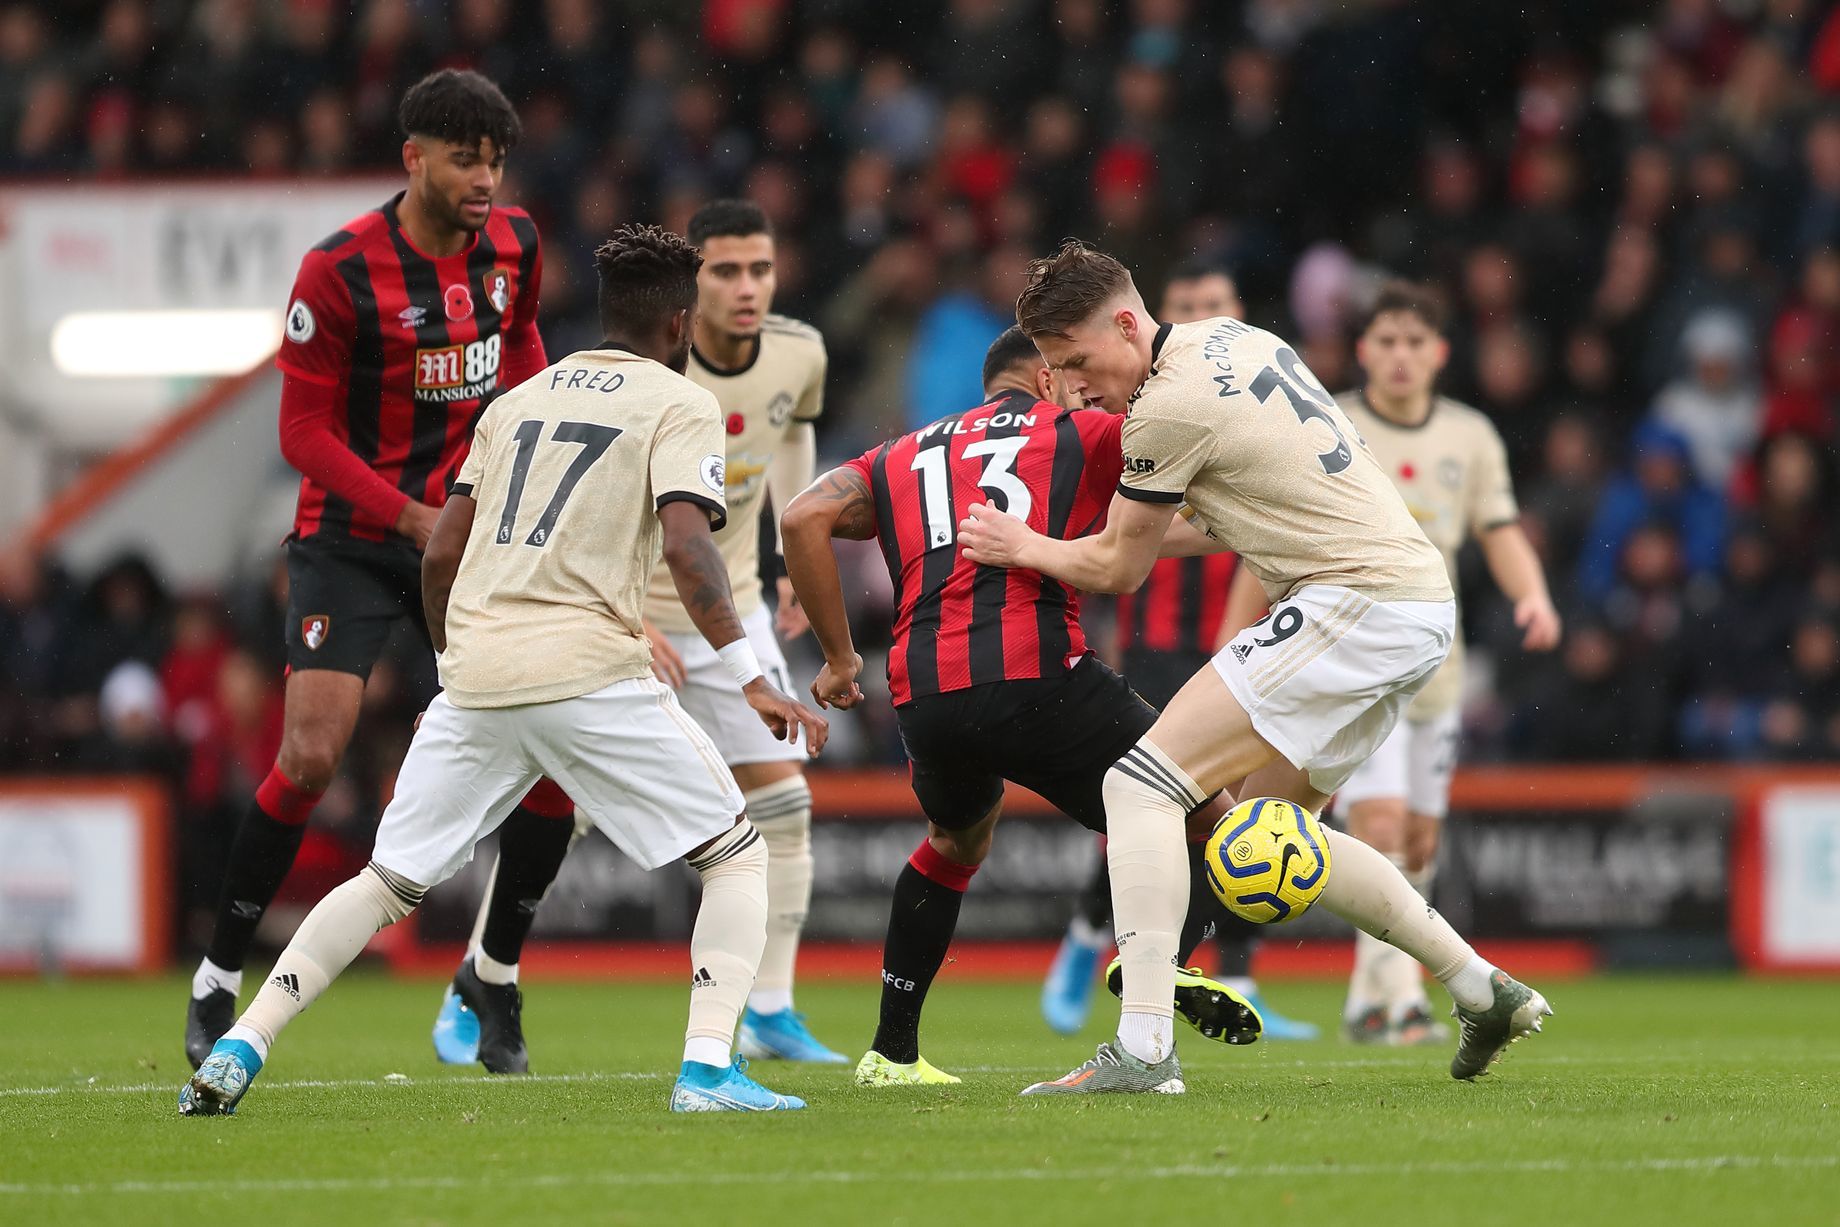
xmin=2 ymin=973 xmax=1836 ymax=1226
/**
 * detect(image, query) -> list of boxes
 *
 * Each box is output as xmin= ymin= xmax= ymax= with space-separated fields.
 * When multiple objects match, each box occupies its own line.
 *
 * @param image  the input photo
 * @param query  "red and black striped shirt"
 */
xmin=1116 ymin=553 xmax=1240 ymax=657
xmin=845 ymin=390 xmax=1124 ymax=706
xmin=275 ymin=192 xmax=545 ymax=543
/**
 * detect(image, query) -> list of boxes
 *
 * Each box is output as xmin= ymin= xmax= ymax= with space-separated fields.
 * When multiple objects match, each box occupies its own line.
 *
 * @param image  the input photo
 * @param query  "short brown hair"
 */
xmin=1015 ymin=239 xmax=1133 ymax=338
xmin=1360 ymin=279 xmax=1448 ymax=336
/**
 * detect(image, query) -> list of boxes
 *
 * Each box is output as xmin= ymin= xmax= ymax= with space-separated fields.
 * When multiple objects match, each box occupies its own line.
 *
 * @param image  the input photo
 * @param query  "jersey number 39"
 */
xmin=1249 ymin=347 xmax=1353 ymax=476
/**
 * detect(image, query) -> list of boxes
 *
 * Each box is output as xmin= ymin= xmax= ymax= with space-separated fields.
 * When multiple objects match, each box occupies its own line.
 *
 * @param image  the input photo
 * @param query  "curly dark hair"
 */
xmin=594 ymin=225 xmax=704 ymax=338
xmin=1015 ymin=238 xmax=1134 ymax=339
xmin=398 ymin=69 xmax=521 ymax=152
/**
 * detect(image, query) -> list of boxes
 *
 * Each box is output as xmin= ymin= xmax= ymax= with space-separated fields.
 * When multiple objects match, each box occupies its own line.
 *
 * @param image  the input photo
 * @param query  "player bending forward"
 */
xmin=784 ymin=327 xmax=1262 ymax=1087
xmin=180 ymin=226 xmax=825 ymax=1117
xmin=1334 ymin=282 xmax=1561 ymax=1043
xmin=433 ymin=200 xmax=845 ymax=1068
xmin=959 ymin=242 xmax=1551 ymax=1094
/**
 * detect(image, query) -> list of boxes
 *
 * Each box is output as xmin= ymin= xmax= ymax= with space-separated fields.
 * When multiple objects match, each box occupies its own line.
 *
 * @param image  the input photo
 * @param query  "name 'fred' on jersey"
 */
xmin=441 ymin=349 xmax=727 ymax=709
xmin=1117 ymin=319 xmax=1451 ymax=606
xmin=643 ymin=314 xmax=826 ymax=632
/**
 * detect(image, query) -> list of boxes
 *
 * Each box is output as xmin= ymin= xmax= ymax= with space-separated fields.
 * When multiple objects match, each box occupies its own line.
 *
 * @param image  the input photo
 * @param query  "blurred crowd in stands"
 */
xmin=4 ymin=0 xmax=1839 ymax=921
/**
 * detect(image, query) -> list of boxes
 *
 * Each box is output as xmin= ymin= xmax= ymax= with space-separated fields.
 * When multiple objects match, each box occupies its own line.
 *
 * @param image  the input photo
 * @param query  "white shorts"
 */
xmin=371 ymin=677 xmax=746 ymax=887
xmin=1212 ymin=584 xmax=1455 ymax=797
xmin=1334 ymin=705 xmax=1462 ymax=819
xmin=662 ymin=604 xmax=803 ymax=768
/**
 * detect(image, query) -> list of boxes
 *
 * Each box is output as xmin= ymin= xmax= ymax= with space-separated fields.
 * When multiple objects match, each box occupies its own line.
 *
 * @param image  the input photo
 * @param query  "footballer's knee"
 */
xmin=278 ymin=671 xmax=363 ymax=790
xmin=928 ymin=821 xmax=992 ymax=867
xmin=276 ymin=733 xmax=344 ymax=792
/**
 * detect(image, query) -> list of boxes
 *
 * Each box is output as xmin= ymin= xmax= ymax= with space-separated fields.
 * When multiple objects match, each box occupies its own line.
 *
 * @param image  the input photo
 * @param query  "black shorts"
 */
xmin=284 ymin=535 xmax=430 ymax=678
xmin=896 ymin=656 xmax=1159 ymax=834
xmin=1120 ymin=646 xmax=1212 ymax=711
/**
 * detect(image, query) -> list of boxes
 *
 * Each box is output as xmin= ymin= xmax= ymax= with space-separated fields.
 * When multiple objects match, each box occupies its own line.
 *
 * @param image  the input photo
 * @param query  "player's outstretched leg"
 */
xmin=187 ymin=670 xmax=360 ymax=1069
xmin=181 ymin=863 xmax=426 ymax=1115
xmin=1041 ymin=841 xmax=1110 ymax=1035
xmin=1314 ymin=825 xmax=1551 ymax=1078
xmin=858 ymin=834 xmax=982 ymax=1087
xmin=431 ymin=781 xmax=578 ymax=1069
xmin=670 ymin=821 xmax=804 ymax=1112
xmin=735 ymin=774 xmax=846 ymax=1064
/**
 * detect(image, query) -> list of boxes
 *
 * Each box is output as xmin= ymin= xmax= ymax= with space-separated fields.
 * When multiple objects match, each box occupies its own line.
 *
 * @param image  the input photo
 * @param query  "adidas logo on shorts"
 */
xmin=1231 ymin=643 xmax=1254 ymax=663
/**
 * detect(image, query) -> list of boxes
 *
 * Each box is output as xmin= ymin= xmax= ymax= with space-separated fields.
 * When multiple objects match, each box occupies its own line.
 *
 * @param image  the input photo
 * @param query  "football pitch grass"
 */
xmin=3 ymin=973 xmax=1836 ymax=1226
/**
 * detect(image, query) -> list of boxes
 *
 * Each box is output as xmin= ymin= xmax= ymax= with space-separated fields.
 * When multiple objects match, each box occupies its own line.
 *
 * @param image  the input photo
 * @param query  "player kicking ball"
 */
xmin=959 ymin=242 xmax=1551 ymax=1094
xmin=1334 ymin=282 xmax=1561 ymax=1044
xmin=783 ymin=327 xmax=1263 ymax=1088
xmin=431 ymin=200 xmax=846 ymax=1067
xmin=180 ymin=225 xmax=825 ymax=1117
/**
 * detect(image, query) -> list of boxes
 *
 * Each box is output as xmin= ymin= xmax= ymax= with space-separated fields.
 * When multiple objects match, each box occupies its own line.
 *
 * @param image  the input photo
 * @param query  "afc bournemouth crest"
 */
xmin=301 ymin=614 xmax=331 ymax=651
xmin=483 ymin=268 xmax=513 ymax=314
xmin=444 ymin=283 xmax=474 ymax=322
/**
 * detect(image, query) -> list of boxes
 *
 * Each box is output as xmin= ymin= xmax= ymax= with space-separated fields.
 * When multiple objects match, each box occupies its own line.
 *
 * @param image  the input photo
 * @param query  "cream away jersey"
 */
xmin=1119 ymin=319 xmax=1451 ymax=605
xmin=1338 ymin=391 xmax=1520 ymax=717
xmin=441 ymin=348 xmax=728 ymax=708
xmin=643 ymin=314 xmax=826 ymax=632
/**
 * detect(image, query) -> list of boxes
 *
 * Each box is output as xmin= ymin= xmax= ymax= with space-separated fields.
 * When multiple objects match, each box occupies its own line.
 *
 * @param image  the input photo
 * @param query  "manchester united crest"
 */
xmin=301 ymin=614 xmax=331 ymax=651
xmin=483 ymin=268 xmax=513 ymax=314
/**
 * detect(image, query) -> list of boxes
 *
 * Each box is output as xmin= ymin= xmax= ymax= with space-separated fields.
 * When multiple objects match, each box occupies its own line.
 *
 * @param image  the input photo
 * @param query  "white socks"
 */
xmin=1102 ymin=741 xmax=1206 ymax=1065
xmin=474 ymin=950 xmax=519 ymax=986
xmin=684 ymin=822 xmax=770 ymax=1066
xmin=1118 ymin=1011 xmax=1175 ymax=1065
xmin=744 ymin=778 xmax=813 ymax=1016
xmin=1320 ymin=829 xmax=1495 ymax=1013
xmin=235 ymin=863 xmax=425 ymax=1055
xmin=193 ymin=957 xmax=242 ymax=1001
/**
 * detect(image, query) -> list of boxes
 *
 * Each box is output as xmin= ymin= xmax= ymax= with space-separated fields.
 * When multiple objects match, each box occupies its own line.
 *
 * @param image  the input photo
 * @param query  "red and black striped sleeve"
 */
xmin=276 ymin=243 xmax=414 ymax=530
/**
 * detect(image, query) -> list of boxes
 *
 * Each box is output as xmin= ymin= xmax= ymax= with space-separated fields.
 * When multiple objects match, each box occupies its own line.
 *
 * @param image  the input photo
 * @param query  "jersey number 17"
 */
xmin=494 ymin=419 xmax=623 ymax=548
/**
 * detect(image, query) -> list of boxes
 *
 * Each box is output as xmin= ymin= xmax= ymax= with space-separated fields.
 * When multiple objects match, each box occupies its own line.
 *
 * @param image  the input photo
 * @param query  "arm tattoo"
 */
xmin=809 ymin=467 xmax=877 ymax=541
xmin=673 ymin=528 xmax=746 ymax=646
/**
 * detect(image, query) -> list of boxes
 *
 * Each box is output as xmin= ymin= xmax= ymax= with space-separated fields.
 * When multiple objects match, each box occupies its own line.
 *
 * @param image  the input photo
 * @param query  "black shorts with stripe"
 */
xmin=284 ymin=535 xmax=430 ymax=678
xmin=895 ymin=655 xmax=1158 ymax=834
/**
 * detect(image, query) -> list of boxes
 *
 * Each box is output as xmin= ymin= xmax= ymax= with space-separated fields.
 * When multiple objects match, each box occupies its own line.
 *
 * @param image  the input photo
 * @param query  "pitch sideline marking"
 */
xmin=0 ymin=1155 xmax=1834 ymax=1197
xmin=5 ymin=1050 xmax=1833 ymax=1098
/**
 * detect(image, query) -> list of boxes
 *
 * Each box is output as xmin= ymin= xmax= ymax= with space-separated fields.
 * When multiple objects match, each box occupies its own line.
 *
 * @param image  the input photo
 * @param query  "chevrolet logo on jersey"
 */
xmin=726 ymin=455 xmax=768 ymax=493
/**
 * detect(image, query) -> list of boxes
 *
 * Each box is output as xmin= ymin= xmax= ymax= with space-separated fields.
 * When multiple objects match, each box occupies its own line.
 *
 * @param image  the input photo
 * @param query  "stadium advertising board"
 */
xmin=1753 ymin=786 xmax=1840 ymax=969
xmin=413 ymin=771 xmax=1744 ymax=957
xmin=0 ymin=781 xmax=170 ymax=973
